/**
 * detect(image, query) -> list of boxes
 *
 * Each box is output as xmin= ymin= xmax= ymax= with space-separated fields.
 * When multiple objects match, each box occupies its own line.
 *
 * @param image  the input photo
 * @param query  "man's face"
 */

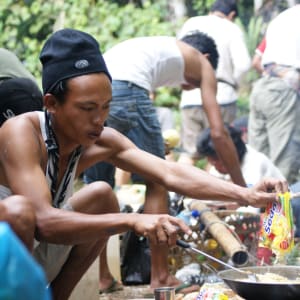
xmin=50 ymin=73 xmax=112 ymax=147
xmin=207 ymin=155 xmax=228 ymax=174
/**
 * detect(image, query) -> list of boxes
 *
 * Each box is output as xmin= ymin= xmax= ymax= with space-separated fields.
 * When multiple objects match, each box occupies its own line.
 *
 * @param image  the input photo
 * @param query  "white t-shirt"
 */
xmin=178 ymin=15 xmax=250 ymax=107
xmin=210 ymin=144 xmax=285 ymax=183
xmin=103 ymin=36 xmax=185 ymax=92
xmin=262 ymin=5 xmax=300 ymax=68
xmin=209 ymin=144 xmax=285 ymax=212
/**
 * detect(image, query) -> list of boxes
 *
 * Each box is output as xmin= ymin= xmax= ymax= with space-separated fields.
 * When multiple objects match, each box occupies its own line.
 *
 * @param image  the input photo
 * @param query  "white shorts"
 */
xmin=33 ymin=203 xmax=73 ymax=283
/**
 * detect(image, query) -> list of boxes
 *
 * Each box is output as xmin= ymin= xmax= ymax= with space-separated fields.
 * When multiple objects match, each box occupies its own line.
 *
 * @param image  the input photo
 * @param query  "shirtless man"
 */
xmin=0 ymin=29 xmax=287 ymax=300
xmin=0 ymin=74 xmax=44 ymax=252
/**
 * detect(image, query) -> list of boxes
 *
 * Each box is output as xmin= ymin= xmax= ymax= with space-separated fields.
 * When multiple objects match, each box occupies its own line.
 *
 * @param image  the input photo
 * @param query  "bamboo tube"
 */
xmin=190 ymin=200 xmax=249 ymax=266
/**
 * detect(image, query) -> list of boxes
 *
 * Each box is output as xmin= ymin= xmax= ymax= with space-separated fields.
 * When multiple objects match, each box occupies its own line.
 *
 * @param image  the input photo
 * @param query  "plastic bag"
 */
xmin=120 ymin=230 xmax=151 ymax=285
xmin=0 ymin=222 xmax=51 ymax=300
xmin=120 ymin=198 xmax=177 ymax=285
xmin=257 ymin=192 xmax=294 ymax=264
xmin=120 ymin=205 xmax=151 ymax=285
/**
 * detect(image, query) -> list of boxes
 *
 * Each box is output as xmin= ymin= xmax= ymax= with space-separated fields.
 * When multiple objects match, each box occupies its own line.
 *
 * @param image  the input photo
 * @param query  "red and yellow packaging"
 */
xmin=257 ymin=192 xmax=294 ymax=264
xmin=197 ymin=283 xmax=229 ymax=300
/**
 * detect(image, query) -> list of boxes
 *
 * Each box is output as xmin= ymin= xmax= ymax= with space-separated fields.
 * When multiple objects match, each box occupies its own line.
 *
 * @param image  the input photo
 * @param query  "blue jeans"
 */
xmin=84 ymin=80 xmax=165 ymax=186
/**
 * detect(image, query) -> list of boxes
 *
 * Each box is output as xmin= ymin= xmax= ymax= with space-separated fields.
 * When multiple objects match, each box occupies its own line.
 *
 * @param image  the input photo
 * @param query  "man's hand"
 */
xmin=131 ymin=214 xmax=192 ymax=246
xmin=245 ymin=178 xmax=289 ymax=207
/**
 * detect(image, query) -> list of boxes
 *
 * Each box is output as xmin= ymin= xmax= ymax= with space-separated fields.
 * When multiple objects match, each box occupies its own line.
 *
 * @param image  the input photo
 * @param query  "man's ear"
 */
xmin=43 ymin=94 xmax=58 ymax=113
xmin=228 ymin=11 xmax=236 ymax=21
xmin=203 ymin=53 xmax=210 ymax=59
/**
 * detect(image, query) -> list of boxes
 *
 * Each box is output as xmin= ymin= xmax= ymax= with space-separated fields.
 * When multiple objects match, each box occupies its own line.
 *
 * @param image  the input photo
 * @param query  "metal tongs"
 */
xmin=176 ymin=239 xmax=258 ymax=282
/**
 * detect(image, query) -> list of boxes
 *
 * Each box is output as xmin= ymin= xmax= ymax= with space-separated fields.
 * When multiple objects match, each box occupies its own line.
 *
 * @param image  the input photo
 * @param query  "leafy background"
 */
xmin=0 ymin=0 xmax=288 ymax=114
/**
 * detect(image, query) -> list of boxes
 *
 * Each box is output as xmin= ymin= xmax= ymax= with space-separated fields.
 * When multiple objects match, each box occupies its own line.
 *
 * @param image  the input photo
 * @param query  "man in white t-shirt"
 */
xmin=197 ymin=124 xmax=285 ymax=213
xmin=177 ymin=0 xmax=250 ymax=166
xmin=197 ymin=121 xmax=300 ymax=236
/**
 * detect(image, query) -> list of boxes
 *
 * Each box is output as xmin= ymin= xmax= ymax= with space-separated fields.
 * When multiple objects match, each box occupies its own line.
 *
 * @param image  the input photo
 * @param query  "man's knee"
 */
xmin=1 ymin=195 xmax=36 ymax=250
xmin=88 ymin=181 xmax=115 ymax=199
xmin=81 ymin=181 xmax=119 ymax=213
xmin=2 ymin=195 xmax=36 ymax=228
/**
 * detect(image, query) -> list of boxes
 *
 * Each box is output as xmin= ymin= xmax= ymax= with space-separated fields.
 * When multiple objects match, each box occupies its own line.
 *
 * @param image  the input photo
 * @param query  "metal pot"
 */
xmin=218 ymin=266 xmax=300 ymax=300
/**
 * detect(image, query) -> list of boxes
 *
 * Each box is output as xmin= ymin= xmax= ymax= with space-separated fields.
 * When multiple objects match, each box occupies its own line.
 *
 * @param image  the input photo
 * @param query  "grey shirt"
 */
xmin=0 ymin=48 xmax=36 ymax=82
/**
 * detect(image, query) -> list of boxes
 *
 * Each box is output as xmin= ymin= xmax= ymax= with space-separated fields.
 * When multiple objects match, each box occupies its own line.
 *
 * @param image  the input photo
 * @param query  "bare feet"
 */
xmin=99 ymin=278 xmax=123 ymax=294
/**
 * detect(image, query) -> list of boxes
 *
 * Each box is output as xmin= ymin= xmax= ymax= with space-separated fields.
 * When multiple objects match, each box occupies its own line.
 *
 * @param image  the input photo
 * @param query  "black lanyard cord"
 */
xmin=44 ymin=110 xmax=81 ymax=208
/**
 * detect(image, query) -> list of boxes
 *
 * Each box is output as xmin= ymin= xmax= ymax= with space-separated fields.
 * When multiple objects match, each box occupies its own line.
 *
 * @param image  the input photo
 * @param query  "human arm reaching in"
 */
xmin=178 ymin=40 xmax=246 ymax=186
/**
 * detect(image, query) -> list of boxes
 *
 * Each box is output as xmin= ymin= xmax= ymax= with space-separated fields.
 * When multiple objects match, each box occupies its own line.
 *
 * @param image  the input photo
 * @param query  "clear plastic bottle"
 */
xmin=177 ymin=209 xmax=200 ymax=226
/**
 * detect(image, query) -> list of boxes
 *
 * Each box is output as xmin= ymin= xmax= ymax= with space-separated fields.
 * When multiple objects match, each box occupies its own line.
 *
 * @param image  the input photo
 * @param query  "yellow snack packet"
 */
xmin=257 ymin=192 xmax=294 ymax=264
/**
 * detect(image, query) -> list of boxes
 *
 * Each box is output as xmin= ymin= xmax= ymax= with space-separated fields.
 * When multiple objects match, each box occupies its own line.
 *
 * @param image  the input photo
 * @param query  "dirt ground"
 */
xmin=99 ymin=284 xmax=153 ymax=300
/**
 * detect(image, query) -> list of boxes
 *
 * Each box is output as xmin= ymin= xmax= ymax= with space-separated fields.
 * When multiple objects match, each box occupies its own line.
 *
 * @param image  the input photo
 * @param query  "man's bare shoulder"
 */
xmin=0 ymin=112 xmax=39 ymax=138
xmin=0 ymin=112 xmax=43 ymax=154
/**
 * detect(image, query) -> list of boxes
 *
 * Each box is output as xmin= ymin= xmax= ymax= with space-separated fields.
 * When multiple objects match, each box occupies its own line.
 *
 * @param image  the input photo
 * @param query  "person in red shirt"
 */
xmin=252 ymin=36 xmax=266 ymax=74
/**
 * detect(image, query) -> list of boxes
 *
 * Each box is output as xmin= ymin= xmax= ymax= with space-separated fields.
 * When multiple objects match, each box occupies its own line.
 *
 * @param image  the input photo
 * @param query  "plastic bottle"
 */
xmin=190 ymin=209 xmax=200 ymax=226
xmin=177 ymin=209 xmax=200 ymax=226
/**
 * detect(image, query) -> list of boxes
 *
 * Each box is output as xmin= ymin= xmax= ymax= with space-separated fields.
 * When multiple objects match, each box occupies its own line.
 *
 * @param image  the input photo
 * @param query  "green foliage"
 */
xmin=234 ymin=15 xmax=266 ymax=115
xmin=190 ymin=0 xmax=214 ymax=16
xmin=0 ymin=0 xmax=179 ymax=85
xmin=236 ymin=16 xmax=265 ymax=57
xmin=195 ymin=157 xmax=207 ymax=170
xmin=61 ymin=0 xmax=176 ymax=50
xmin=236 ymin=0 xmax=254 ymax=27
xmin=0 ymin=0 xmax=267 ymax=115
xmin=154 ymin=87 xmax=181 ymax=108
xmin=0 ymin=0 xmax=59 ymax=79
xmin=237 ymin=91 xmax=251 ymax=117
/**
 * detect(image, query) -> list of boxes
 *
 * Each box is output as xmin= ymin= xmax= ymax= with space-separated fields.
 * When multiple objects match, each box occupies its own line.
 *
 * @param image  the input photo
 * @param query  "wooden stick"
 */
xmin=190 ymin=200 xmax=249 ymax=266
